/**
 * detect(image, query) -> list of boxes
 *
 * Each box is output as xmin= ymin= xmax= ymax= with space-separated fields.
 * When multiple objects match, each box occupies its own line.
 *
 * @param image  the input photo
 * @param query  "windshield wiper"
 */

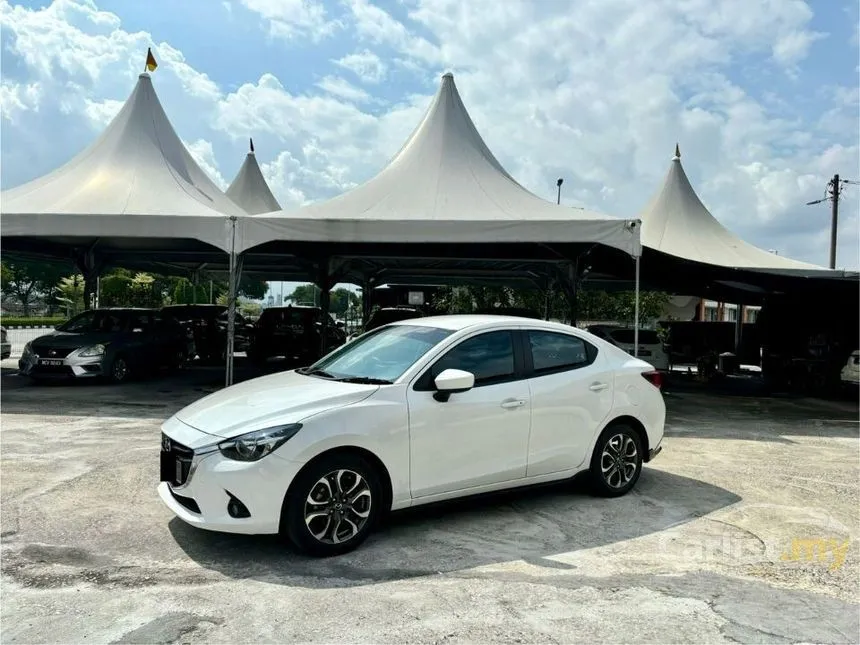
xmin=335 ymin=376 xmax=392 ymax=384
xmin=296 ymin=367 xmax=336 ymax=378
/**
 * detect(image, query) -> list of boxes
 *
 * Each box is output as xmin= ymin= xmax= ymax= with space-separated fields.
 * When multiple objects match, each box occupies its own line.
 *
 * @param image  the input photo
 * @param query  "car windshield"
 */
xmin=58 ymin=310 xmax=137 ymax=333
xmin=305 ymin=324 xmax=452 ymax=382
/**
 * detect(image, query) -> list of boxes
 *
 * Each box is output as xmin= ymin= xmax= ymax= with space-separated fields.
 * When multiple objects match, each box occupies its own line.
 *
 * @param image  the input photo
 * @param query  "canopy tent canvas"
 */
xmin=226 ymin=141 xmax=282 ymax=215
xmin=240 ymin=73 xmax=640 ymax=258
xmin=0 ymin=71 xmax=246 ymax=266
xmin=640 ymin=147 xmax=852 ymax=278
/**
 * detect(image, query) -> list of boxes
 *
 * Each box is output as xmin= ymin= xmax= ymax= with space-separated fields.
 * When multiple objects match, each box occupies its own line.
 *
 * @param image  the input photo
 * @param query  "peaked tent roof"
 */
xmin=640 ymin=147 xmax=836 ymax=275
xmin=226 ymin=140 xmax=282 ymax=215
xmin=243 ymin=73 xmax=639 ymax=256
xmin=1 ymin=71 xmax=246 ymax=253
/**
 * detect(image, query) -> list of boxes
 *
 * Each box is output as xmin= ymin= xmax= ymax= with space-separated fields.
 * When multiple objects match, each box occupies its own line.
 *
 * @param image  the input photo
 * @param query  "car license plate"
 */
xmin=160 ymin=451 xmax=175 ymax=482
xmin=39 ymin=359 xmax=64 ymax=366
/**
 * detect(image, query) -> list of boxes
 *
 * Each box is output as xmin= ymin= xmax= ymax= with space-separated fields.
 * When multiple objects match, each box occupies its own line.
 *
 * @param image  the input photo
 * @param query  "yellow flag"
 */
xmin=145 ymin=47 xmax=158 ymax=72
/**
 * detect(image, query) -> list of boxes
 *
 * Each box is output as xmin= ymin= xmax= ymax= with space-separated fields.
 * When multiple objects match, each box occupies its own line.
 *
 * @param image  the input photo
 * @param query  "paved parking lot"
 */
xmin=1 ymin=360 xmax=858 ymax=643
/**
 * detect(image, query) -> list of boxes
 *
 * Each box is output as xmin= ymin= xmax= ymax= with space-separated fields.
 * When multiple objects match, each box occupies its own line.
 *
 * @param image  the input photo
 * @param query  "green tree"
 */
xmin=1 ymin=260 xmax=69 ymax=315
xmin=286 ymin=284 xmax=320 ymax=306
xmin=330 ymin=288 xmax=359 ymax=317
xmin=238 ymin=276 xmax=268 ymax=300
xmin=56 ymin=274 xmax=86 ymax=315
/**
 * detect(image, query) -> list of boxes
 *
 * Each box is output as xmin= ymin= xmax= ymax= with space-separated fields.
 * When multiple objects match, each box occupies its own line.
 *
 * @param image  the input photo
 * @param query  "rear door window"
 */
xmin=528 ymin=330 xmax=596 ymax=375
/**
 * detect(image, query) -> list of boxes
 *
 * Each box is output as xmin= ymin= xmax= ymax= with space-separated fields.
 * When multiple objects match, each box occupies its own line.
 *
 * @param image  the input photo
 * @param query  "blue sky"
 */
xmin=1 ymin=0 xmax=858 ymax=299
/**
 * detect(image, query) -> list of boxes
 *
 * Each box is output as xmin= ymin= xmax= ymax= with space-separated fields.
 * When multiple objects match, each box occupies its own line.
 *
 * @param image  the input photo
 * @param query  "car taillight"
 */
xmin=641 ymin=370 xmax=663 ymax=389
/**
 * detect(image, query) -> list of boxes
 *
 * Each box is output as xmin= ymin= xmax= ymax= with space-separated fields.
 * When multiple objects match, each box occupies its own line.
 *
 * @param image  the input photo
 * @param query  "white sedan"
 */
xmin=158 ymin=315 xmax=666 ymax=556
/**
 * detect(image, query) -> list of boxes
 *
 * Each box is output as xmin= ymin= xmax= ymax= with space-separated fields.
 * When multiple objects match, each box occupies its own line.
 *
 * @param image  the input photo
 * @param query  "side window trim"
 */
xmin=522 ymin=328 xmax=599 ymax=378
xmin=413 ymin=328 xmax=527 ymax=391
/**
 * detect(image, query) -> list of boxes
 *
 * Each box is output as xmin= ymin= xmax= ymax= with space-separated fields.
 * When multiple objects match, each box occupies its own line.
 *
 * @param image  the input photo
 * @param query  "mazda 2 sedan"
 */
xmin=158 ymin=315 xmax=666 ymax=556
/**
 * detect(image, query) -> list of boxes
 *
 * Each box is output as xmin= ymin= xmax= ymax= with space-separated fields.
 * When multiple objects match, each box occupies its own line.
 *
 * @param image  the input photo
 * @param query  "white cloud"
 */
xmin=0 ymin=81 xmax=42 ymax=122
xmin=315 ymin=75 xmax=371 ymax=103
xmin=184 ymin=138 xmax=227 ymax=189
xmin=82 ymin=97 xmax=123 ymax=127
xmin=238 ymin=0 xmax=340 ymax=41
xmin=333 ymin=49 xmax=387 ymax=83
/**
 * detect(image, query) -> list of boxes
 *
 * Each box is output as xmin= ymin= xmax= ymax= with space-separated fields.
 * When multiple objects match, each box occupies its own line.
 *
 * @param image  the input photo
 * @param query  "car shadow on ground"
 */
xmin=168 ymin=467 xmax=741 ymax=588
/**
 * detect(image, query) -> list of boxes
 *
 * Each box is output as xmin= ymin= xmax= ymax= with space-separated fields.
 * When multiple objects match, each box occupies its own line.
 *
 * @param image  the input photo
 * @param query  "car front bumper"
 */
xmin=18 ymin=353 xmax=106 ymax=379
xmin=158 ymin=417 xmax=305 ymax=535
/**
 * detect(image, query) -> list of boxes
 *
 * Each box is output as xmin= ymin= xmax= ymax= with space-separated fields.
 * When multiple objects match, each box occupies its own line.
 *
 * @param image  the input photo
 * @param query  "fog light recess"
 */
xmin=226 ymin=491 xmax=251 ymax=518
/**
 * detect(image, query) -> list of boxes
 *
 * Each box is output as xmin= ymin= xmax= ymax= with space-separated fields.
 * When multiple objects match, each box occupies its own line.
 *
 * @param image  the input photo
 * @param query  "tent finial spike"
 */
xmin=249 ymin=137 xmax=255 ymax=154
xmin=673 ymin=143 xmax=681 ymax=160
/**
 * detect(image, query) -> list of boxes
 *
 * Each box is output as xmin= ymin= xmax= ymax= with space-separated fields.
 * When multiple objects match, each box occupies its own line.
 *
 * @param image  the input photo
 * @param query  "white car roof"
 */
xmin=390 ymin=314 xmax=574 ymax=332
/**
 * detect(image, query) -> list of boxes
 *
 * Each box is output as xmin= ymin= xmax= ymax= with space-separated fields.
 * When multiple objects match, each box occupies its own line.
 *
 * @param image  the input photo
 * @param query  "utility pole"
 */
xmin=806 ymin=174 xmax=858 ymax=269
xmin=556 ymin=178 xmax=563 ymax=205
xmin=830 ymin=174 xmax=839 ymax=269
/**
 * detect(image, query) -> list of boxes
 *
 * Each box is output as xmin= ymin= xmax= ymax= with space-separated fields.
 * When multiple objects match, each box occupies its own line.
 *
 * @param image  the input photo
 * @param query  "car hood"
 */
xmin=173 ymin=370 xmax=379 ymax=438
xmin=31 ymin=331 xmax=128 ymax=347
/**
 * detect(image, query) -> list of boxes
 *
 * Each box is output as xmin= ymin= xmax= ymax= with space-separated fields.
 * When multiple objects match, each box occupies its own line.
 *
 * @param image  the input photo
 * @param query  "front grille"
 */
xmin=32 ymin=345 xmax=75 ymax=358
xmin=161 ymin=433 xmax=195 ymax=487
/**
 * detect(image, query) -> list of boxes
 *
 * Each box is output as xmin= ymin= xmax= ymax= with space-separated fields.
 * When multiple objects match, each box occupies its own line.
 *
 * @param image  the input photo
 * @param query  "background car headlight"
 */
xmin=218 ymin=424 xmax=302 ymax=462
xmin=77 ymin=344 xmax=106 ymax=357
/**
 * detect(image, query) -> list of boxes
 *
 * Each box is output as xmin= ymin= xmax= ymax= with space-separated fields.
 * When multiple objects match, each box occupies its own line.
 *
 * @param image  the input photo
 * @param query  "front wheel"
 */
xmin=588 ymin=424 xmax=644 ymax=497
xmin=282 ymin=453 xmax=382 ymax=557
xmin=107 ymin=355 xmax=131 ymax=384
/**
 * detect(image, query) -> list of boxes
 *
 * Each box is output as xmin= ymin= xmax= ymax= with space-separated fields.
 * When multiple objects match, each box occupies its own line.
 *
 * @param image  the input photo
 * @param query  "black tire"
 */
xmin=107 ymin=355 xmax=132 ymax=384
xmin=588 ymin=423 xmax=644 ymax=498
xmin=282 ymin=452 xmax=383 ymax=557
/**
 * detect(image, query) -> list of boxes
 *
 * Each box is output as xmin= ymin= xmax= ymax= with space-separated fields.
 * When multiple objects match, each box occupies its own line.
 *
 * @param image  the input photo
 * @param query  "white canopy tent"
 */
xmin=241 ymin=73 xmax=640 ymax=256
xmin=226 ymin=140 xmax=282 ymax=215
xmin=640 ymin=146 xmax=839 ymax=276
xmin=0 ymin=69 xmax=250 ymax=386
xmin=236 ymin=72 xmax=646 ymax=380
xmin=1 ymin=72 xmax=246 ymax=256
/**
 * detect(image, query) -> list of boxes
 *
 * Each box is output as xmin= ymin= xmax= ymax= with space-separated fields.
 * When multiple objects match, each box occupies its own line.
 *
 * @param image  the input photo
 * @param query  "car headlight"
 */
xmin=217 ymin=424 xmax=302 ymax=462
xmin=77 ymin=344 xmax=106 ymax=357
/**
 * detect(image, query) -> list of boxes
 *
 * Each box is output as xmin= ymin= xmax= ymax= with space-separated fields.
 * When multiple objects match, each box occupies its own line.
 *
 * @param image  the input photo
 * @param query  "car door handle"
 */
xmin=589 ymin=382 xmax=609 ymax=392
xmin=500 ymin=399 xmax=527 ymax=409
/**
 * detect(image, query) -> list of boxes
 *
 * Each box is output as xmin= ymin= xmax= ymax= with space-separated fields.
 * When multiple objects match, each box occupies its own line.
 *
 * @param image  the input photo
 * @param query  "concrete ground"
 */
xmin=1 ymin=360 xmax=858 ymax=644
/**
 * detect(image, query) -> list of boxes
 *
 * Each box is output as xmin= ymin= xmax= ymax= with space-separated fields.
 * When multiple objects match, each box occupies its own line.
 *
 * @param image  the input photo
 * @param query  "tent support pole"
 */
xmin=362 ymin=278 xmax=373 ymax=325
xmin=634 ymin=255 xmax=641 ymax=357
xmin=225 ymin=217 xmax=240 ymax=388
xmin=317 ymin=260 xmax=331 ymax=357
xmin=567 ymin=263 xmax=578 ymax=327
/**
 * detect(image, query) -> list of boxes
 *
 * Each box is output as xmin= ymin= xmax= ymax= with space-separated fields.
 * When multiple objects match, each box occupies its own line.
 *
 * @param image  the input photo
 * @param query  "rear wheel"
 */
xmin=588 ymin=424 xmax=643 ymax=497
xmin=282 ymin=453 xmax=382 ymax=557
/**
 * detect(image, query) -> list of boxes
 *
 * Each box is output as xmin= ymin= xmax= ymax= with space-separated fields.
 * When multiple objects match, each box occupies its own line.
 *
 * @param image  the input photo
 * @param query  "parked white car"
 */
xmin=840 ymin=350 xmax=859 ymax=387
xmin=586 ymin=325 xmax=670 ymax=371
xmin=158 ymin=315 xmax=666 ymax=556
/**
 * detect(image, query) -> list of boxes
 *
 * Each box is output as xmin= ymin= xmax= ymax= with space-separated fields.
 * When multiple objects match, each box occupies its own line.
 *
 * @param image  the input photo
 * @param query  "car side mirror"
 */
xmin=433 ymin=368 xmax=475 ymax=402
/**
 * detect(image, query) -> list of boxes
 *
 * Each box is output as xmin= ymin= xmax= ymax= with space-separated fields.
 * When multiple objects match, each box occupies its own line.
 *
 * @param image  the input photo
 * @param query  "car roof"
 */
xmin=389 ymin=314 xmax=574 ymax=332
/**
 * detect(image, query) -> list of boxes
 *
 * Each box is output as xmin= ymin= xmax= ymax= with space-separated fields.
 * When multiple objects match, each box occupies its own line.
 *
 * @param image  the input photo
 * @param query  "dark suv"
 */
xmin=247 ymin=305 xmax=345 ymax=365
xmin=162 ymin=304 xmax=254 ymax=363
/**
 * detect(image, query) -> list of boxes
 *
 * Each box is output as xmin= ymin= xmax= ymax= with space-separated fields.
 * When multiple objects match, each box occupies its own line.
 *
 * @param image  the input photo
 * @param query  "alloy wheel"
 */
xmin=600 ymin=433 xmax=638 ymax=489
xmin=112 ymin=357 xmax=129 ymax=382
xmin=304 ymin=469 xmax=372 ymax=544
